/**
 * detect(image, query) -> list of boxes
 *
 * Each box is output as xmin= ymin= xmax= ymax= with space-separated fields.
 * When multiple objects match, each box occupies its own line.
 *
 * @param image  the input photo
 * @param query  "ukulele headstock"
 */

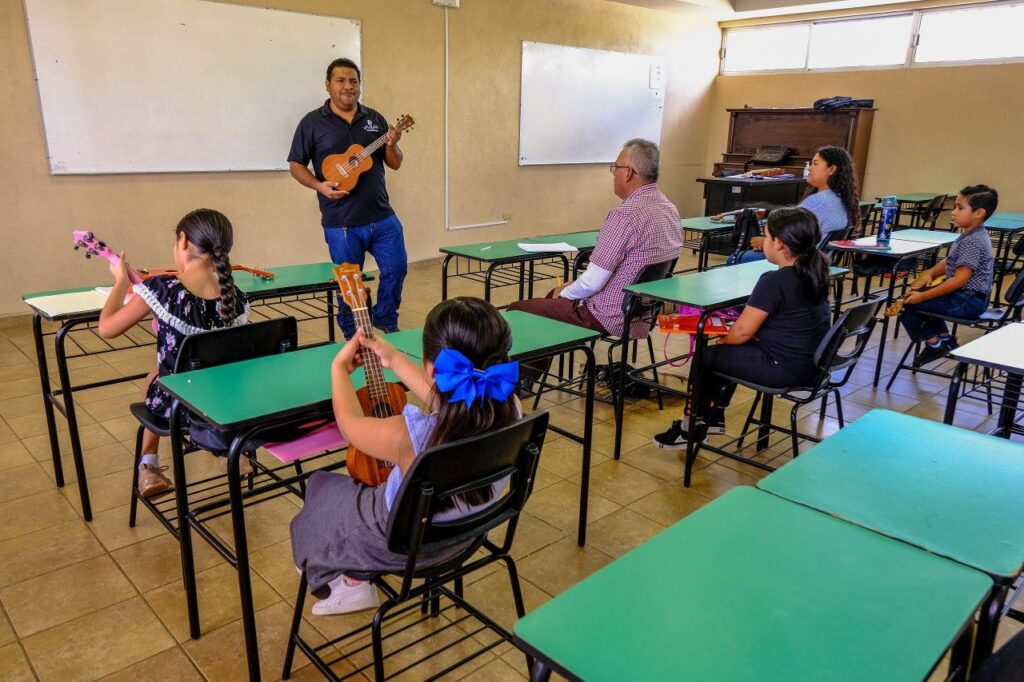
xmin=72 ymin=230 xmax=111 ymax=260
xmin=395 ymin=114 xmax=415 ymax=134
xmin=333 ymin=264 xmax=368 ymax=311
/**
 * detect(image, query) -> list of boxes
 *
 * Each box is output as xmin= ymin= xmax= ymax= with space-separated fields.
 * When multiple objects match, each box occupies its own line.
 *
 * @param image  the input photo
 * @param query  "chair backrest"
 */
xmin=173 ymin=316 xmax=298 ymax=373
xmin=619 ymin=258 xmax=678 ymax=339
xmin=385 ymin=411 xmax=549 ymax=560
xmin=808 ymin=299 xmax=884 ymax=389
xmin=920 ymin=194 xmax=947 ymax=229
xmin=818 ymin=224 xmax=851 ymax=250
xmin=1000 ymin=269 xmax=1024 ymax=320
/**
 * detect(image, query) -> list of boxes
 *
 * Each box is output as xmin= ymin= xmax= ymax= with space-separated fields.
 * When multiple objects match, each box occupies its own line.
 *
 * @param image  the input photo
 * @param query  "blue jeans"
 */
xmin=899 ymin=289 xmax=988 ymax=341
xmin=726 ymin=250 xmax=767 ymax=266
xmin=324 ymin=213 xmax=408 ymax=338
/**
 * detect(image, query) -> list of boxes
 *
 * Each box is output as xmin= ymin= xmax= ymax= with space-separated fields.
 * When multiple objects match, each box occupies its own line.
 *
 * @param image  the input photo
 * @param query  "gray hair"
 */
xmin=623 ymin=138 xmax=659 ymax=181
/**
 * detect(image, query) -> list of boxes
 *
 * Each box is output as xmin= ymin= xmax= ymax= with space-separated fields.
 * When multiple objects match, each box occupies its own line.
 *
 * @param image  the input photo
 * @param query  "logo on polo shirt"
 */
xmin=363 ymin=120 xmax=380 ymax=133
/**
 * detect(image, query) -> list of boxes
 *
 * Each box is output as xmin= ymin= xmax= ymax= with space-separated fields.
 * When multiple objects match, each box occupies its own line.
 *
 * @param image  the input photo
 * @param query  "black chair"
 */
xmin=704 ymin=298 xmax=883 ymax=461
xmin=534 ymin=257 xmax=677 ymax=411
xmin=885 ymin=268 xmax=1024 ymax=390
xmin=127 ymin=316 xmax=299 ymax=528
xmin=911 ymin=193 xmax=947 ymax=230
xmin=283 ymin=411 xmax=549 ymax=682
xmin=602 ymin=258 xmax=678 ymax=409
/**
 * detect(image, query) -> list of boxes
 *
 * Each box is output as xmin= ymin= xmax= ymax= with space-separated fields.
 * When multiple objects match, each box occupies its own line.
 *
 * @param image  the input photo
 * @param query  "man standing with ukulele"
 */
xmin=289 ymin=58 xmax=407 ymax=337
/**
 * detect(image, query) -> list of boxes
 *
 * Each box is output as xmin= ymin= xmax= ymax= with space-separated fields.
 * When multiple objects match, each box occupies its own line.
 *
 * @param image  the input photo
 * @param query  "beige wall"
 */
xmin=709 ymin=63 xmax=1024 ymax=210
xmin=0 ymin=0 xmax=721 ymax=317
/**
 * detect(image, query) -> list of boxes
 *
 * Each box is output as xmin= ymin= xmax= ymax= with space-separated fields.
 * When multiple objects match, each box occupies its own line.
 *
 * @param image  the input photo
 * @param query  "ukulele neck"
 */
xmin=349 ymin=304 xmax=390 ymax=411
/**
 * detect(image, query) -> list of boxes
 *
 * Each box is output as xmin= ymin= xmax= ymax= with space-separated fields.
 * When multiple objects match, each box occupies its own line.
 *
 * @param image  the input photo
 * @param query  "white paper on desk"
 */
xmin=23 ymin=291 xmax=111 ymax=317
xmin=95 ymin=287 xmax=134 ymax=304
xmin=517 ymin=241 xmax=579 ymax=253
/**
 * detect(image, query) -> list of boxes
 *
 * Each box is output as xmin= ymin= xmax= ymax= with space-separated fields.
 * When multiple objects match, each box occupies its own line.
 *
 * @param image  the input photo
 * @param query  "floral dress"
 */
xmin=132 ymin=275 xmax=249 ymax=418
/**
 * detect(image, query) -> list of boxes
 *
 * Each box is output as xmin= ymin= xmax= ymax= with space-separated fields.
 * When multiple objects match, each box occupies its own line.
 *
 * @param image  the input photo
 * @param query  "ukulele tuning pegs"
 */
xmin=73 ymin=244 xmax=80 ymax=250
xmin=97 ymin=241 xmax=106 ymax=249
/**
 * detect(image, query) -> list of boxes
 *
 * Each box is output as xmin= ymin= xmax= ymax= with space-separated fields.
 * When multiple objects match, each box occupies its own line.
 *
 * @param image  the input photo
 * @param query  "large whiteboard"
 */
xmin=23 ymin=0 xmax=361 ymax=174
xmin=518 ymin=42 xmax=666 ymax=166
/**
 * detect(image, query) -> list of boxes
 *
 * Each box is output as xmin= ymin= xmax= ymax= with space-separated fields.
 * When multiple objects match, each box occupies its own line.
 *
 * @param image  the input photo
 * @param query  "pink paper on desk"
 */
xmin=263 ymin=422 xmax=348 ymax=463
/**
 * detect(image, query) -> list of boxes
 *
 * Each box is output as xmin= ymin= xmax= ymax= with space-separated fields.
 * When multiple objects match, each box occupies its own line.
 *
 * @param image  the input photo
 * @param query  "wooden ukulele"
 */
xmin=333 ymin=263 xmax=406 ymax=487
xmin=321 ymin=114 xmax=415 ymax=193
xmin=884 ymin=276 xmax=947 ymax=317
xmin=73 ymin=230 xmax=275 ymax=280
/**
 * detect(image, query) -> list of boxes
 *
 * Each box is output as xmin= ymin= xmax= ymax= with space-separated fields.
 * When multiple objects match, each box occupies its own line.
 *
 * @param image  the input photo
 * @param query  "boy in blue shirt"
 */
xmin=900 ymin=184 xmax=997 ymax=366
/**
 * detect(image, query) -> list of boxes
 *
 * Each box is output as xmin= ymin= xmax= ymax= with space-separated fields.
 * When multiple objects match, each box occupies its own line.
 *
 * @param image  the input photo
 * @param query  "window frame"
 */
xmin=719 ymin=1 xmax=1024 ymax=76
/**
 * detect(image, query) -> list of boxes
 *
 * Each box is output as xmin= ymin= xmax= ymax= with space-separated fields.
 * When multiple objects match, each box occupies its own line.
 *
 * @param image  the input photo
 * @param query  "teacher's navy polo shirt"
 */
xmin=288 ymin=100 xmax=394 ymax=228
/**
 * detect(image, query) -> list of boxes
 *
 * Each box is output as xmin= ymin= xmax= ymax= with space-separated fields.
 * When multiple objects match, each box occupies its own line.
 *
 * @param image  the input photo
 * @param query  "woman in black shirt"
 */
xmin=655 ymin=207 xmax=832 ymax=448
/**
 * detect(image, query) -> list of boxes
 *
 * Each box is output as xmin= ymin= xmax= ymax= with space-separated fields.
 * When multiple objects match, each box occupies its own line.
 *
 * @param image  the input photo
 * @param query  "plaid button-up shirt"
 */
xmin=585 ymin=183 xmax=683 ymax=337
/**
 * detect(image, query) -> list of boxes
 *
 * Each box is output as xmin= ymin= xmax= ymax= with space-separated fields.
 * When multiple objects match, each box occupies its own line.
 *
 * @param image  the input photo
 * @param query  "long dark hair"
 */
xmin=809 ymin=145 xmax=861 ymax=230
xmin=765 ymin=207 xmax=831 ymax=305
xmin=175 ymin=209 xmax=239 ymax=324
xmin=423 ymin=297 xmax=519 ymax=510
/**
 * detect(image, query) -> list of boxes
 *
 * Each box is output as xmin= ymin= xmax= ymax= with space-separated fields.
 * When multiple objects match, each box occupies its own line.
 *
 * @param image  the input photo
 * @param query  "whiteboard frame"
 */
xmin=518 ymin=41 xmax=666 ymax=166
xmin=23 ymin=0 xmax=362 ymax=175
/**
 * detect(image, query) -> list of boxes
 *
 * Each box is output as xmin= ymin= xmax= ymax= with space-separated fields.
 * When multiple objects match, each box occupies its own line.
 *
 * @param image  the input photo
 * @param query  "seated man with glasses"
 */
xmin=509 ymin=138 xmax=682 ymax=339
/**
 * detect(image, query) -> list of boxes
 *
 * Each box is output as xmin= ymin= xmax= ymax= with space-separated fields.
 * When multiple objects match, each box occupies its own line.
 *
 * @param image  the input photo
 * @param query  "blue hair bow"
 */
xmin=433 ymin=348 xmax=519 ymax=406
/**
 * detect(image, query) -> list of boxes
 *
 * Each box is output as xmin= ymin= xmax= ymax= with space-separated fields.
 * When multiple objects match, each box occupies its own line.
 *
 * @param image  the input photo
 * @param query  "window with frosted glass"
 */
xmin=916 ymin=4 xmax=1024 ymax=63
xmin=722 ymin=24 xmax=810 ymax=73
xmin=808 ymin=15 xmax=914 ymax=68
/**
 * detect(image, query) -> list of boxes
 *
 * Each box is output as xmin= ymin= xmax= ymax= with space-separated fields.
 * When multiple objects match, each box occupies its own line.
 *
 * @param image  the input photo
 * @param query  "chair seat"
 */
xmin=130 ymin=402 xmax=171 ymax=437
xmin=713 ymin=373 xmax=814 ymax=398
xmin=917 ymin=309 xmax=996 ymax=326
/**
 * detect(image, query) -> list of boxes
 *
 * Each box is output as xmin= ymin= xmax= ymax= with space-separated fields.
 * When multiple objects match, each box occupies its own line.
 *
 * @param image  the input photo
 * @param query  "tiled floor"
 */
xmin=0 ymin=250 xmax=1020 ymax=680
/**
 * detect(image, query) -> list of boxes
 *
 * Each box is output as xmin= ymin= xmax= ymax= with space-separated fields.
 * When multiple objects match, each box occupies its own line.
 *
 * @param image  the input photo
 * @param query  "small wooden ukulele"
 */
xmin=333 ymin=263 xmax=406 ymax=487
xmin=321 ymin=114 xmax=415 ymax=194
xmin=884 ymin=276 xmax=947 ymax=317
xmin=72 ymin=230 xmax=275 ymax=280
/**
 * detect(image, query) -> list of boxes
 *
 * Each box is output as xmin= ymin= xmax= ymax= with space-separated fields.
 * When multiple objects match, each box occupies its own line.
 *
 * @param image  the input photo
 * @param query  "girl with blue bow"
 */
xmin=290 ymin=297 xmax=521 ymax=616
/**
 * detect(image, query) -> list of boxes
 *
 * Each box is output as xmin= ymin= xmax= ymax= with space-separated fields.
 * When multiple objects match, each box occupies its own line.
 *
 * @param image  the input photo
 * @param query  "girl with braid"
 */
xmin=99 ymin=209 xmax=249 ymax=498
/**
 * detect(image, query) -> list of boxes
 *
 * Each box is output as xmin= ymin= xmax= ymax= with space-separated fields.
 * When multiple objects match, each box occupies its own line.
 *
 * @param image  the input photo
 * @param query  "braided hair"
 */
xmin=765 ymin=207 xmax=831 ymax=305
xmin=175 ymin=209 xmax=239 ymax=324
xmin=809 ymin=145 xmax=861 ymax=231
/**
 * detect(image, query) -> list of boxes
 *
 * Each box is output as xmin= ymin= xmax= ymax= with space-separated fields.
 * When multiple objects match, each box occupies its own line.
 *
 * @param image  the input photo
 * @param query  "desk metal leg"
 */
xmin=326 ymin=293 xmax=335 ymax=343
xmin=441 ymin=254 xmax=454 ymax=301
xmin=170 ymin=402 xmax=202 ymax=640
xmin=54 ymin=323 xmax=92 ymax=521
xmin=998 ymin=372 xmax=1022 ymax=439
xmin=32 ymin=313 xmax=64 ymax=488
xmin=872 ymin=263 xmax=901 ymax=387
xmin=518 ymin=262 xmax=526 ymax=301
xmin=944 ymin=362 xmax=967 ymax=425
xmin=577 ymin=347 xmax=595 ymax=547
xmin=227 ymin=435 xmax=261 ymax=682
xmin=529 ymin=659 xmax=553 ymax=682
xmin=973 ymin=584 xmax=1011 ymax=675
xmin=683 ymin=313 xmax=712 ymax=488
xmin=484 ymin=264 xmax=499 ymax=303
xmin=757 ymin=394 xmax=773 ymax=452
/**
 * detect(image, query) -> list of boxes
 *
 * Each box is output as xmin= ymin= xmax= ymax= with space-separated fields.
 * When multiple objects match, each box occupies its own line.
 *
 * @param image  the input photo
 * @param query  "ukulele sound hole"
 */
xmin=348 ymin=156 xmax=359 ymax=167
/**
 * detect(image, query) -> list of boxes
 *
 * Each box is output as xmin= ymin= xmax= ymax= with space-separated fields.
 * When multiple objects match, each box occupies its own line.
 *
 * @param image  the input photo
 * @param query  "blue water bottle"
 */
xmin=876 ymin=196 xmax=897 ymax=246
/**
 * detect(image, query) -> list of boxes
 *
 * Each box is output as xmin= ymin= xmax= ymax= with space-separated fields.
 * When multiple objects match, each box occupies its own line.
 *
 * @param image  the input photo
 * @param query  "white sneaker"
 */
xmin=312 ymin=576 xmax=381 ymax=616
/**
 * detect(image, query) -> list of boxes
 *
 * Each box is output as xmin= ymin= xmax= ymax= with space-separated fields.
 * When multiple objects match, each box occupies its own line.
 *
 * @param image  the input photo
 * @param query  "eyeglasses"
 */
xmin=608 ymin=164 xmax=636 ymax=174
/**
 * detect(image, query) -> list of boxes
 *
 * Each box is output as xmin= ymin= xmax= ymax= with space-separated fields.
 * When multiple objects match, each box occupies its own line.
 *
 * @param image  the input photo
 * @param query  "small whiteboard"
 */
xmin=24 ymin=0 xmax=361 ymax=174
xmin=518 ymin=42 xmax=666 ymax=166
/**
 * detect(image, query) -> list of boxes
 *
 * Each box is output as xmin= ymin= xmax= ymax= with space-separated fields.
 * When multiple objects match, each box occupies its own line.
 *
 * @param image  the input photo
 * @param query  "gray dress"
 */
xmin=290 ymin=404 xmax=478 ymax=598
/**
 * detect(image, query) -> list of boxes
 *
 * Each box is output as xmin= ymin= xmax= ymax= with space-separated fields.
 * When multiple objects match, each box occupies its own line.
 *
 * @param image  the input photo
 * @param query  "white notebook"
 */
xmin=517 ymin=241 xmax=579 ymax=253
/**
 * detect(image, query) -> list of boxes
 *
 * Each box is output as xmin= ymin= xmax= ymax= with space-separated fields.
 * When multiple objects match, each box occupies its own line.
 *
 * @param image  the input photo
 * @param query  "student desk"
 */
xmin=159 ymin=310 xmax=598 ymax=681
xmin=985 ymin=213 xmax=1024 ymax=306
xmin=875 ymin=192 xmax=946 ymax=229
xmin=945 ymin=322 xmax=1024 ymax=439
xmin=439 ymin=231 xmax=599 ymax=303
xmin=888 ymin=228 xmax=959 ymax=246
xmin=22 ymin=262 xmax=359 ymax=521
xmin=679 ymin=216 xmax=735 ymax=271
xmin=386 ymin=310 xmax=599 ymax=546
xmin=826 ymin=236 xmax=949 ymax=386
xmin=759 ymin=409 xmax=1024 ymax=672
xmin=614 ymin=260 xmax=848 ymax=481
xmin=515 ymin=486 xmax=989 ymax=682
xmin=160 ymin=342 xmax=394 ymax=682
